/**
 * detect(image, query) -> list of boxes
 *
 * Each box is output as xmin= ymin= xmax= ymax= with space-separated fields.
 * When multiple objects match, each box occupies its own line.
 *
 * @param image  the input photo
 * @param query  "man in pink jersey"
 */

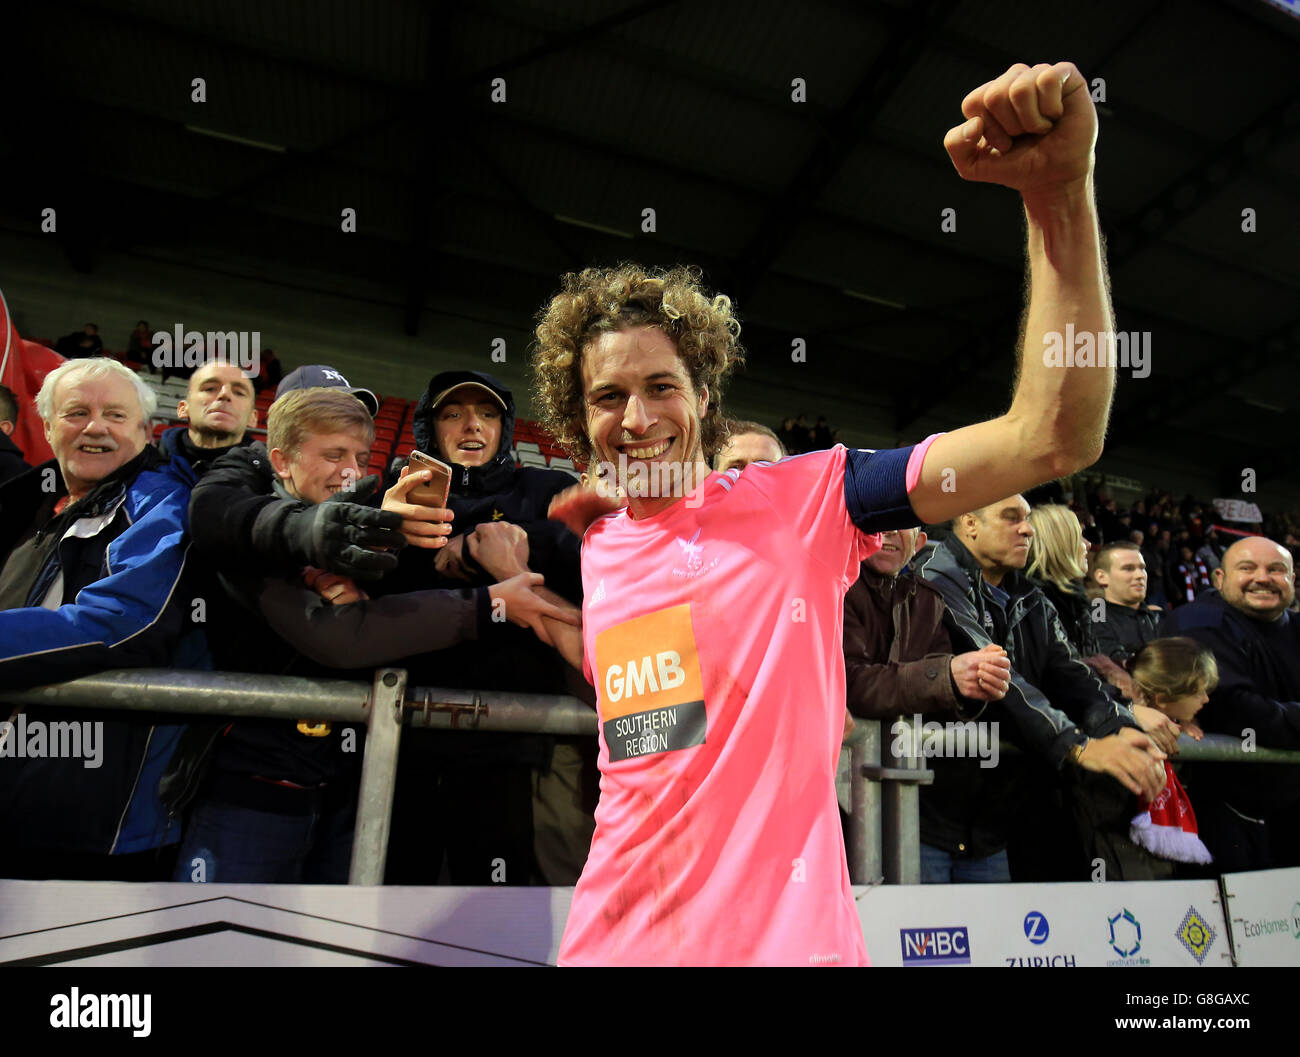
xmin=531 ymin=61 xmax=1167 ymax=965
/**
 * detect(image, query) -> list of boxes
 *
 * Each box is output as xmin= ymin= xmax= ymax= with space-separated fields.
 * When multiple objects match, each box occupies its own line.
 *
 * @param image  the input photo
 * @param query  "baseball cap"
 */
xmin=429 ymin=379 xmax=507 ymax=414
xmin=277 ymin=365 xmax=379 ymax=417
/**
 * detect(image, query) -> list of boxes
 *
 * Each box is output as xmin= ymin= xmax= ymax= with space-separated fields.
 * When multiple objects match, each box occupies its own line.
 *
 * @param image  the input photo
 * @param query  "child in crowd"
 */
xmin=1126 ymin=637 xmax=1219 ymax=866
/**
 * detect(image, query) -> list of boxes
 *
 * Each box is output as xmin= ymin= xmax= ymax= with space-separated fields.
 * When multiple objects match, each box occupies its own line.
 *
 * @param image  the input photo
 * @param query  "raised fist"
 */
xmin=944 ymin=62 xmax=1096 ymax=195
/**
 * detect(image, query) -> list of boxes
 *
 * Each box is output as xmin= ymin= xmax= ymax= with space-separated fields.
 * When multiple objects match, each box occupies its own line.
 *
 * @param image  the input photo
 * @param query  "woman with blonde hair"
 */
xmin=1026 ymin=504 xmax=1097 ymax=656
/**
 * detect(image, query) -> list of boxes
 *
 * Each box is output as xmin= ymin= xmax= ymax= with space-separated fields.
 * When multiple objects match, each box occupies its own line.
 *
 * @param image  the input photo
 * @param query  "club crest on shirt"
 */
xmin=672 ymin=530 xmax=719 ymax=580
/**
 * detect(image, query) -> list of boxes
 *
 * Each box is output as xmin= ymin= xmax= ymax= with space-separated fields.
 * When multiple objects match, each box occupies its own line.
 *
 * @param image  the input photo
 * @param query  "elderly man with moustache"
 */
xmin=0 ymin=357 xmax=205 ymax=880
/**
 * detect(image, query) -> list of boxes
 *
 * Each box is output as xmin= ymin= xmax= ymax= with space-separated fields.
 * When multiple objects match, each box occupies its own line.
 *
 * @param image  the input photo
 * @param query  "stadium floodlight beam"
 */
xmin=554 ymin=214 xmax=635 ymax=239
xmin=842 ymin=288 xmax=906 ymax=310
xmin=184 ymin=124 xmax=288 ymax=153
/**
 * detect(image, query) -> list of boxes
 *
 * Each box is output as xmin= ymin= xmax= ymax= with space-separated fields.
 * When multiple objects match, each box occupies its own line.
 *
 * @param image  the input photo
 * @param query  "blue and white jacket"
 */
xmin=0 ymin=446 xmax=206 ymax=855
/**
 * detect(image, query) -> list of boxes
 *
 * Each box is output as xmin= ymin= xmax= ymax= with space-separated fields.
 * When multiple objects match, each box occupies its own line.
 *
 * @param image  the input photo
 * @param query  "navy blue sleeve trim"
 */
xmin=844 ymin=446 xmax=922 ymax=533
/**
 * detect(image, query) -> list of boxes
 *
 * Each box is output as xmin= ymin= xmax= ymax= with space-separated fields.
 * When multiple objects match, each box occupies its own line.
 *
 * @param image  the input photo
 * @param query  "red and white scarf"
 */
xmin=1130 ymin=762 xmax=1212 ymax=864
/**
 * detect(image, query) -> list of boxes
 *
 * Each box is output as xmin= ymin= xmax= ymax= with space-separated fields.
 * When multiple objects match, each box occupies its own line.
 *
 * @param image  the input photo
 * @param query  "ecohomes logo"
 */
xmin=0 ymin=715 xmax=103 ymax=768
xmin=1237 ymin=913 xmax=1291 ymax=940
xmin=1004 ymin=911 xmax=1078 ymax=967
xmin=152 ymin=324 xmax=261 ymax=375
xmin=900 ymin=926 xmax=970 ymax=966
xmin=1106 ymin=908 xmax=1151 ymax=967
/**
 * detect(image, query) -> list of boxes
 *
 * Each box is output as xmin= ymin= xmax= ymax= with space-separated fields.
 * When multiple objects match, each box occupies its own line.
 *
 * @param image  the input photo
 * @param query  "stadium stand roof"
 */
xmin=4 ymin=0 xmax=1299 ymax=499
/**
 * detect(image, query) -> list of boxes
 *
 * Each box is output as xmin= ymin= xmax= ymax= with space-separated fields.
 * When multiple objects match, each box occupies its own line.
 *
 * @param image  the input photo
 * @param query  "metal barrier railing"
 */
xmin=5 ymin=670 xmax=1298 ymax=886
xmin=1 ymin=668 xmax=597 ymax=885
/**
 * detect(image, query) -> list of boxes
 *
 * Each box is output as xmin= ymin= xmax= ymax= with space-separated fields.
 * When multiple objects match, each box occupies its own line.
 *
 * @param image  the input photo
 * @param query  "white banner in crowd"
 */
xmin=0 ymin=882 xmax=573 ymax=967
xmin=2 ymin=876 xmax=1295 ymax=966
xmin=856 ymin=880 xmax=1231 ymax=967
xmin=1212 ymin=498 xmax=1264 ymax=523
xmin=1221 ymin=866 xmax=1300 ymax=967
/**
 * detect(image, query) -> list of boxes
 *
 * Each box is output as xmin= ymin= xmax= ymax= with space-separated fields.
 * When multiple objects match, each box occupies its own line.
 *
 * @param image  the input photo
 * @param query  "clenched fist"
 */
xmin=945 ymin=62 xmax=1096 ymax=195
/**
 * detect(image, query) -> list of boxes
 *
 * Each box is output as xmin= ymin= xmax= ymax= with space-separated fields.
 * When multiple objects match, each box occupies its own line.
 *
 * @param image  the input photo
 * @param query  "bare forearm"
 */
xmin=537 ymin=585 xmax=585 ymax=671
xmin=911 ymin=185 xmax=1113 ymax=523
xmin=1012 ymin=178 xmax=1115 ymax=473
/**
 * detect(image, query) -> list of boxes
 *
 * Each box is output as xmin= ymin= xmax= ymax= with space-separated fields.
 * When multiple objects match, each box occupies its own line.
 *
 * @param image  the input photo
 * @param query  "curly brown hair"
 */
xmin=531 ymin=263 xmax=745 ymax=465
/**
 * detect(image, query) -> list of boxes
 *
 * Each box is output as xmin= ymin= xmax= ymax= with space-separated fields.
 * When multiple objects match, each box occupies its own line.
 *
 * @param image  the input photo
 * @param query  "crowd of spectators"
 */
xmin=1 ymin=332 xmax=1297 ymax=889
xmin=775 ymin=413 xmax=838 ymax=455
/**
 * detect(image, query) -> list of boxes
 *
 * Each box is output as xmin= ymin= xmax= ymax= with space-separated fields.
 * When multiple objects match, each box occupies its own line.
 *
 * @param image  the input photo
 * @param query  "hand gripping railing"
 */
xmin=0 ymin=668 xmax=596 ymax=885
xmin=7 ymin=672 xmax=1294 ymax=887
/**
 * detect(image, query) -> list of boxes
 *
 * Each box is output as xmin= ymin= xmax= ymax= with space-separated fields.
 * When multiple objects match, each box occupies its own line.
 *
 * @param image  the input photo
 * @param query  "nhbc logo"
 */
xmin=901 ymin=926 xmax=970 ymax=966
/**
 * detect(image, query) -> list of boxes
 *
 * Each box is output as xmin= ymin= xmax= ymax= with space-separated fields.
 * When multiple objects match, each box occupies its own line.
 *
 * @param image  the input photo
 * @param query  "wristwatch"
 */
xmin=1068 ymin=738 xmax=1089 ymax=765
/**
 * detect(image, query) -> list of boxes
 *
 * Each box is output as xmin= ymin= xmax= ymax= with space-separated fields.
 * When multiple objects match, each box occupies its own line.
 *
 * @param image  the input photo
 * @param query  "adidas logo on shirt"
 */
xmin=591 ymin=578 xmax=607 ymax=606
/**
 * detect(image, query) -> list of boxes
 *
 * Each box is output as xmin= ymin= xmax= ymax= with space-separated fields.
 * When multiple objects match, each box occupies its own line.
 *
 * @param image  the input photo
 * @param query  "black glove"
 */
xmin=282 ymin=475 xmax=405 ymax=580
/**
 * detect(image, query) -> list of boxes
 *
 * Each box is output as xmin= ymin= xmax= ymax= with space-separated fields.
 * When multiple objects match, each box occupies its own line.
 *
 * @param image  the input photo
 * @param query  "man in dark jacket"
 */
xmin=167 ymin=387 xmax=574 ymax=883
xmin=0 ymin=383 xmax=31 ymax=485
xmin=1093 ymin=540 xmax=1162 ymax=664
xmin=844 ymin=526 xmax=1009 ymax=721
xmin=383 ymin=370 xmax=587 ymax=885
xmin=1162 ymin=536 xmax=1300 ymax=870
xmin=403 ymin=370 xmax=581 ymax=599
xmin=159 ymin=358 xmax=260 ymax=474
xmin=186 ymin=365 xmax=404 ymax=581
xmin=0 ymin=358 xmax=204 ymax=880
xmin=915 ymin=495 xmax=1168 ymax=882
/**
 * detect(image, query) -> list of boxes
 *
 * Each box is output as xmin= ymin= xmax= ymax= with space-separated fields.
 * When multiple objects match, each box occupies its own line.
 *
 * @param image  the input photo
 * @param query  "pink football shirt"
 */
xmin=559 ymin=442 xmax=933 ymax=966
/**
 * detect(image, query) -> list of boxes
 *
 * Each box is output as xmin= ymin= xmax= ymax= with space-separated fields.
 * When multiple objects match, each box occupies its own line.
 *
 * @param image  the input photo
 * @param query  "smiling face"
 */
xmin=581 ymin=326 xmax=710 ymax=518
xmin=178 ymin=361 xmax=258 ymax=448
xmin=434 ymin=386 xmax=504 ymax=468
xmin=1097 ymin=545 xmax=1148 ymax=608
xmin=1214 ymin=537 xmax=1295 ymax=623
xmin=270 ymin=429 xmax=372 ymax=505
xmin=866 ymin=528 xmax=927 ymax=577
xmin=44 ymin=372 xmax=148 ymax=502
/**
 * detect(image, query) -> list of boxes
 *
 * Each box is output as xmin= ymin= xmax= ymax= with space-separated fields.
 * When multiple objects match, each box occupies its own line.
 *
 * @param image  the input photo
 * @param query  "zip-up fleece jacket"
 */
xmin=914 ymin=534 xmax=1138 ymax=856
xmin=408 ymin=369 xmax=582 ymax=603
xmin=0 ymin=446 xmax=204 ymax=855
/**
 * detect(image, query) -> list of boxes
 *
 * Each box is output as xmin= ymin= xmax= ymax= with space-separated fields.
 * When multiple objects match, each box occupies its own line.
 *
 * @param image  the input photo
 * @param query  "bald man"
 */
xmin=1163 ymin=536 xmax=1300 ymax=870
xmin=712 ymin=421 xmax=785 ymax=473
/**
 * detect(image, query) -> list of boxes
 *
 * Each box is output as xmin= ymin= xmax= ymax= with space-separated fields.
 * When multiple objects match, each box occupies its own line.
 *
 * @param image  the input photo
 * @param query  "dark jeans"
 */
xmin=173 ymin=788 xmax=356 ymax=884
xmin=385 ymin=758 xmax=535 ymax=885
xmin=920 ymin=844 xmax=1011 ymax=883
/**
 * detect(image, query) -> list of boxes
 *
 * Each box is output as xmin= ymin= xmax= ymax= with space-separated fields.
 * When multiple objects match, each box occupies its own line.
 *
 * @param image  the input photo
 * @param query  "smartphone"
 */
xmin=407 ymin=450 xmax=453 ymax=507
